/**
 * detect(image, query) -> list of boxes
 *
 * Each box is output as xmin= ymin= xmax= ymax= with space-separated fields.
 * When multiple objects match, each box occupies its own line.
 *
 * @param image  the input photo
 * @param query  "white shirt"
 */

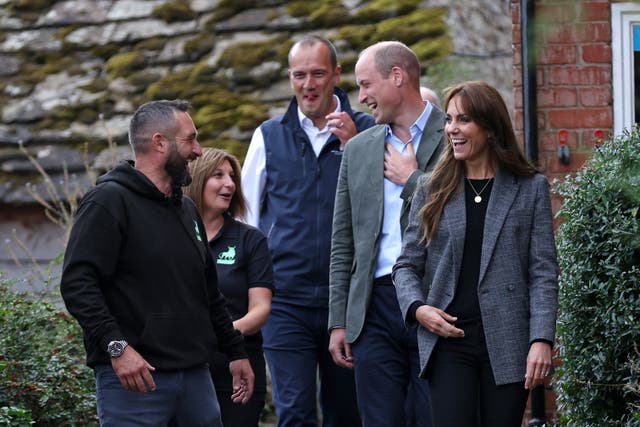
xmin=241 ymin=95 xmax=342 ymax=228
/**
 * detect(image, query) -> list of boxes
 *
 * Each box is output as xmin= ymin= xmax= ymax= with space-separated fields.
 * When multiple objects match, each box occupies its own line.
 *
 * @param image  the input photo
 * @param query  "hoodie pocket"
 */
xmin=137 ymin=312 xmax=216 ymax=364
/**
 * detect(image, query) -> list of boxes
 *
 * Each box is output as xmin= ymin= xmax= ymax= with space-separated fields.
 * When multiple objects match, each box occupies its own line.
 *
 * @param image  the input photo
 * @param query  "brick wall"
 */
xmin=512 ymin=0 xmax=613 ymax=183
xmin=511 ymin=1 xmax=614 ymax=424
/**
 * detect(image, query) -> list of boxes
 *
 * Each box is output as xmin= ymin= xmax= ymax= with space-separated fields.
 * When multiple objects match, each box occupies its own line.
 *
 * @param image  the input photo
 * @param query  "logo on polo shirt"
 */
xmin=217 ymin=246 xmax=236 ymax=265
xmin=194 ymin=220 xmax=202 ymax=242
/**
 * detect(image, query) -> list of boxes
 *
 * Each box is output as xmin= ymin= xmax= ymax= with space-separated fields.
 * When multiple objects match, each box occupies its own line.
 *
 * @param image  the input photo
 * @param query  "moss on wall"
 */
xmin=152 ymin=0 xmax=196 ymax=23
xmin=0 ymin=0 xmax=475 ymax=175
xmin=134 ymin=37 xmax=168 ymax=52
xmin=184 ymin=33 xmax=216 ymax=61
xmin=375 ymin=8 xmax=448 ymax=45
xmin=308 ymin=1 xmax=353 ymax=27
xmin=91 ymin=43 xmax=123 ymax=61
xmin=79 ymin=77 xmax=109 ymax=93
xmin=191 ymin=89 xmax=269 ymax=135
xmin=201 ymin=138 xmax=249 ymax=163
xmin=6 ymin=0 xmax=60 ymax=23
xmin=206 ymin=0 xmax=261 ymax=25
xmin=127 ymin=70 xmax=165 ymax=93
xmin=106 ymin=52 xmax=148 ymax=78
xmin=337 ymin=8 xmax=450 ymax=62
xmin=355 ymin=0 xmax=421 ymax=21
xmin=285 ymin=0 xmax=352 ymax=27
xmin=218 ymin=36 xmax=290 ymax=72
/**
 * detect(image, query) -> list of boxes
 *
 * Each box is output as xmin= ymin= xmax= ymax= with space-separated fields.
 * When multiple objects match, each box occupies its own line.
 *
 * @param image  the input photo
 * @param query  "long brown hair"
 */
xmin=184 ymin=148 xmax=247 ymax=221
xmin=419 ymin=81 xmax=536 ymax=243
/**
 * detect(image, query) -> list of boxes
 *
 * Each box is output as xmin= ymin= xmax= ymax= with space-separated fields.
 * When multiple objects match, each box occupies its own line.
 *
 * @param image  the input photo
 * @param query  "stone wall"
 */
xmin=0 ymin=0 xmax=512 ymax=286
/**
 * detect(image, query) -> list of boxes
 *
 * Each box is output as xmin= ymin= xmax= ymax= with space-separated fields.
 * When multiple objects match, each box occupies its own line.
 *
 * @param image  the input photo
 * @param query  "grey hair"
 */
xmin=128 ymin=99 xmax=191 ymax=154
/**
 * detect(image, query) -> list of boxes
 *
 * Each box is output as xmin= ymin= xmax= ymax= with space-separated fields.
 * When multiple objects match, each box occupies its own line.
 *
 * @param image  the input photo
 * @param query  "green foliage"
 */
xmin=152 ymin=0 xmax=196 ymax=23
xmin=0 ymin=405 xmax=33 ymax=426
xmin=554 ymin=126 xmax=640 ymax=426
xmin=0 ymin=276 xmax=97 ymax=426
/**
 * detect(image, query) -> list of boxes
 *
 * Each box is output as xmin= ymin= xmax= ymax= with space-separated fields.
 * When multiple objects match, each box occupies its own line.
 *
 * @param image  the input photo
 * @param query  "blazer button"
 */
xmin=507 ymin=284 xmax=515 ymax=291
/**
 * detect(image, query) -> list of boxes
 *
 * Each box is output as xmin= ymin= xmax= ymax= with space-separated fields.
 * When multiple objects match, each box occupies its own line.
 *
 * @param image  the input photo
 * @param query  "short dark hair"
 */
xmin=128 ymin=99 xmax=191 ymax=154
xmin=289 ymin=35 xmax=338 ymax=69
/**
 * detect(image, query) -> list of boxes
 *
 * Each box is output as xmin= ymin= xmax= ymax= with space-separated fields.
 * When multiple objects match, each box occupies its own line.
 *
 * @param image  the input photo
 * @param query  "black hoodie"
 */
xmin=61 ymin=160 xmax=246 ymax=369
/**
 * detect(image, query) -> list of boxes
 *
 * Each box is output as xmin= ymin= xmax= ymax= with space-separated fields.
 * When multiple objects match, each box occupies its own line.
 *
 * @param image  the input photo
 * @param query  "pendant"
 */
xmin=474 ymin=195 xmax=482 ymax=203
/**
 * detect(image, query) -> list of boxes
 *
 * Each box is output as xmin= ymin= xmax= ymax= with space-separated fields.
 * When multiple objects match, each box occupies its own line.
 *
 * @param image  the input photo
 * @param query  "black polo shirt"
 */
xmin=208 ymin=214 xmax=274 ymax=350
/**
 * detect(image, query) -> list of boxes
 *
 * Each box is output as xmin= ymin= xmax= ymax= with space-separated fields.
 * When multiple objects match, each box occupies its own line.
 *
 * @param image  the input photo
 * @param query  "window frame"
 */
xmin=612 ymin=3 xmax=640 ymax=136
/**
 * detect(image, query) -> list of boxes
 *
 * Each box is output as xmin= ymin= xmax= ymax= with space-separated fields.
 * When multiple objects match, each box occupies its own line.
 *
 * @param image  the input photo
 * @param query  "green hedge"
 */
xmin=554 ymin=127 xmax=640 ymax=426
xmin=0 ymin=275 xmax=97 ymax=426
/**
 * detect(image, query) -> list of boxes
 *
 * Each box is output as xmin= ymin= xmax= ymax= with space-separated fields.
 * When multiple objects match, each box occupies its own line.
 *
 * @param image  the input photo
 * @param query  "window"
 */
xmin=612 ymin=3 xmax=640 ymax=136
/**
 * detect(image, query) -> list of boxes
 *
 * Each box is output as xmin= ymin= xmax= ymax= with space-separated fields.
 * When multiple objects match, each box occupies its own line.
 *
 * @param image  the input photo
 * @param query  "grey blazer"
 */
xmin=392 ymin=170 xmax=559 ymax=385
xmin=329 ymin=107 xmax=446 ymax=343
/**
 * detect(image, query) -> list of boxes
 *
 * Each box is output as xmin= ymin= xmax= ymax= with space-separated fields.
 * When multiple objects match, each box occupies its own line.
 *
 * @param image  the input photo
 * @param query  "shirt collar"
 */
xmin=384 ymin=101 xmax=433 ymax=142
xmin=298 ymin=94 xmax=342 ymax=130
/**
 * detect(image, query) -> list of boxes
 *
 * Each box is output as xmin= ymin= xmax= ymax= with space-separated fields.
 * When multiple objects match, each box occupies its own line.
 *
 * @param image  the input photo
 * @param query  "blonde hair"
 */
xmin=184 ymin=148 xmax=247 ymax=221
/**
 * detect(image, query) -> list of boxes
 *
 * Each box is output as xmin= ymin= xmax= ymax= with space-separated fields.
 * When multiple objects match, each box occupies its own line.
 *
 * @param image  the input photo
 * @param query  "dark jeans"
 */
xmin=210 ymin=347 xmax=267 ymax=427
xmin=262 ymin=301 xmax=361 ymax=427
xmin=351 ymin=281 xmax=432 ymax=427
xmin=427 ymin=320 xmax=529 ymax=427
xmin=94 ymin=364 xmax=222 ymax=427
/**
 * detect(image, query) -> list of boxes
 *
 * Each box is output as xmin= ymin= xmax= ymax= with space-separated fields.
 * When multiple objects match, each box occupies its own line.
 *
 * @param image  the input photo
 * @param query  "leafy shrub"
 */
xmin=0 ymin=274 xmax=97 ymax=426
xmin=554 ymin=126 xmax=640 ymax=426
xmin=0 ymin=405 xmax=33 ymax=426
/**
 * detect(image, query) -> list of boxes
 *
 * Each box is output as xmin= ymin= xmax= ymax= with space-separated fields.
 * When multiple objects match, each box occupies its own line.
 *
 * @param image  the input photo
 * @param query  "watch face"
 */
xmin=108 ymin=341 xmax=126 ymax=357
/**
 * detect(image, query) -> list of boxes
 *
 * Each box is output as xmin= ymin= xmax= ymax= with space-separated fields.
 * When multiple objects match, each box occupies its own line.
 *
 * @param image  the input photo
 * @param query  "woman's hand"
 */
xmin=525 ymin=341 xmax=552 ymax=389
xmin=415 ymin=305 xmax=465 ymax=338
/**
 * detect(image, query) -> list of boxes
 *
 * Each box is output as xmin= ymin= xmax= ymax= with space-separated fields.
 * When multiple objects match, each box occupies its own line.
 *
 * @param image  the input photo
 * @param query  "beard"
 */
xmin=164 ymin=143 xmax=192 ymax=187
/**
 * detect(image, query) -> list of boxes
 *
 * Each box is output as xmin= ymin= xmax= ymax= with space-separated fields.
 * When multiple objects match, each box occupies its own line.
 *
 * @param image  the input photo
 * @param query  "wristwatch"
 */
xmin=107 ymin=340 xmax=128 ymax=358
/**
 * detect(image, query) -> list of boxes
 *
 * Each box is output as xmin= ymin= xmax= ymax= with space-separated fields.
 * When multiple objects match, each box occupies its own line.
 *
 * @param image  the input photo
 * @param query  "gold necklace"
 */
xmin=466 ymin=177 xmax=493 ymax=203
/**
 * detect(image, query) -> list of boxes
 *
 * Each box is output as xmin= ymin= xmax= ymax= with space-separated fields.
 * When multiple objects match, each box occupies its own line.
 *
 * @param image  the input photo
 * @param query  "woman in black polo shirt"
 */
xmin=186 ymin=148 xmax=274 ymax=427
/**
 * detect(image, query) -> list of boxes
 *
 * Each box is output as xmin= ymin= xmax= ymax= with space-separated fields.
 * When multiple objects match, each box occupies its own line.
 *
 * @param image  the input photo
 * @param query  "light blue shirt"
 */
xmin=375 ymin=101 xmax=433 ymax=278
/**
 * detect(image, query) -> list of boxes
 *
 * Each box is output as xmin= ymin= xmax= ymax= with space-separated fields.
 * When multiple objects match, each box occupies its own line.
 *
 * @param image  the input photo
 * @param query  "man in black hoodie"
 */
xmin=61 ymin=100 xmax=254 ymax=426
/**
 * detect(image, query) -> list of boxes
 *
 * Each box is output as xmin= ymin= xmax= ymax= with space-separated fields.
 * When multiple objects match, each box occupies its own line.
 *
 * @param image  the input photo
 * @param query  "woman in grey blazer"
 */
xmin=392 ymin=81 xmax=558 ymax=426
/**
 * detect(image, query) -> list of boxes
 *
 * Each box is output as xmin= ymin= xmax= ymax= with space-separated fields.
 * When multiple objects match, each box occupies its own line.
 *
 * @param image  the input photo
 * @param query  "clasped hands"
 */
xmin=415 ymin=305 xmax=552 ymax=389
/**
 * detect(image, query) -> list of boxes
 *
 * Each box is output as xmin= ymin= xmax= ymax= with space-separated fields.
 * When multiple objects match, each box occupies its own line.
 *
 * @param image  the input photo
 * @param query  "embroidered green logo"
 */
xmin=217 ymin=246 xmax=236 ymax=265
xmin=194 ymin=220 xmax=202 ymax=242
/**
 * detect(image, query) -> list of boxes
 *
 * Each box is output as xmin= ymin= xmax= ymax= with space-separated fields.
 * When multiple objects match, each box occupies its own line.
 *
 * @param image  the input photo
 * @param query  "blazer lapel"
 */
xmin=399 ymin=108 xmax=445 ymax=224
xmin=478 ymin=169 xmax=518 ymax=285
xmin=415 ymin=107 xmax=445 ymax=170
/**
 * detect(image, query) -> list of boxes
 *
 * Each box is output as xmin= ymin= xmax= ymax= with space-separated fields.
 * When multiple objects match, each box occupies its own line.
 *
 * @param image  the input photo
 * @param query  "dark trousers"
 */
xmin=262 ymin=301 xmax=361 ymax=427
xmin=210 ymin=347 xmax=267 ymax=427
xmin=427 ymin=320 xmax=529 ymax=427
xmin=351 ymin=281 xmax=432 ymax=427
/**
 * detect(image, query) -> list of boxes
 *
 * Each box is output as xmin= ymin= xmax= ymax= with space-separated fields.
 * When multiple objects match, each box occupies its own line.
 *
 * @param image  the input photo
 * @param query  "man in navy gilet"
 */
xmin=242 ymin=35 xmax=374 ymax=426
